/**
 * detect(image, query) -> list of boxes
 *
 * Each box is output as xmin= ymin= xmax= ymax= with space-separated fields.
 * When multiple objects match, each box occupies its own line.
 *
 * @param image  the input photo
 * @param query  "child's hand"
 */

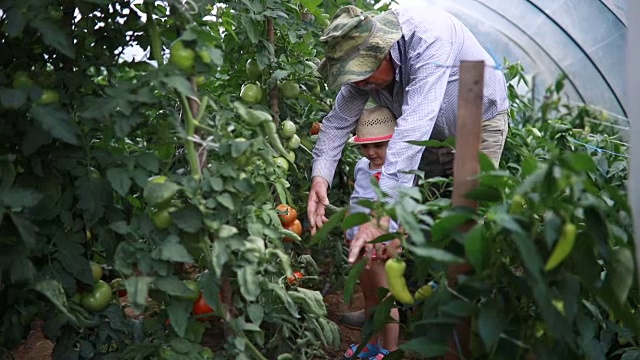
xmin=379 ymin=239 xmax=402 ymax=260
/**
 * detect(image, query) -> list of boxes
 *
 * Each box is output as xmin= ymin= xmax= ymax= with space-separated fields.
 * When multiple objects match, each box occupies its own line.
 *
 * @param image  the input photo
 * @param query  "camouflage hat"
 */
xmin=318 ymin=6 xmax=401 ymax=89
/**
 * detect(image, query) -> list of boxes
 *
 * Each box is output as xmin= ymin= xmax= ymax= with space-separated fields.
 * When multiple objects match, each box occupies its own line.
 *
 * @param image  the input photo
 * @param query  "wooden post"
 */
xmin=444 ymin=60 xmax=485 ymax=359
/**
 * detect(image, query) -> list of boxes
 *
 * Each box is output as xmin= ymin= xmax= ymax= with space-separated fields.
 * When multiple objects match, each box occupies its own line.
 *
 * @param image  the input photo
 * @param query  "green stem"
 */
xmin=244 ymin=334 xmax=268 ymax=360
xmin=179 ymin=94 xmax=202 ymax=179
xmin=144 ymin=1 xmax=164 ymax=66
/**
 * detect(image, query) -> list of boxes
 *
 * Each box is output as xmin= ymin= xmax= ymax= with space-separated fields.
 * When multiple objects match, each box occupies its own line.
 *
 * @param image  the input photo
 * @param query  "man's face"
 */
xmin=352 ymin=54 xmax=395 ymax=91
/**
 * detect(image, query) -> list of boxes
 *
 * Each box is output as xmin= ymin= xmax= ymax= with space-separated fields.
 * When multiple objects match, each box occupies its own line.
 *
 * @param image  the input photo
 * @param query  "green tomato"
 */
xmin=198 ymin=49 xmax=211 ymax=64
xmin=177 ymin=280 xmax=201 ymax=301
xmin=151 ymin=206 xmax=177 ymax=229
xmin=279 ymin=81 xmax=300 ymax=99
xmin=12 ymin=72 xmax=34 ymax=89
xmin=37 ymin=89 xmax=60 ymax=105
xmin=202 ymin=348 xmax=214 ymax=359
xmin=169 ymin=40 xmax=196 ymax=72
xmin=240 ymin=83 xmax=262 ymax=104
xmin=287 ymin=134 xmax=301 ymax=150
xmin=273 ymin=157 xmax=289 ymax=172
xmin=245 ymin=59 xmax=262 ymax=80
xmin=81 ymin=280 xmax=112 ymax=312
xmin=280 ymin=120 xmax=297 ymax=139
xmin=90 ymin=261 xmax=103 ymax=282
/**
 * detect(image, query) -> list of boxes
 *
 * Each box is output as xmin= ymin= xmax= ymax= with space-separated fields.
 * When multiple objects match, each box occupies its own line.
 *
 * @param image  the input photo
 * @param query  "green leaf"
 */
xmin=406 ymin=245 xmax=465 ymax=264
xmin=0 ymin=87 xmax=27 ymax=108
xmin=166 ymin=301 xmax=191 ymax=338
xmin=478 ymin=303 xmax=505 ymax=350
xmin=341 ymin=212 xmax=369 ymax=230
xmin=124 ymin=276 xmax=155 ymax=314
xmin=136 ymin=153 xmax=160 ymax=173
xmin=9 ymin=257 xmax=36 ymax=283
xmin=431 ymin=211 xmax=475 ymax=242
xmin=143 ymin=180 xmax=180 ymax=206
xmin=247 ymin=304 xmax=264 ymax=326
xmin=464 ymin=185 xmax=502 ymax=202
xmin=22 ymin=123 xmax=52 ymax=156
xmin=170 ymin=205 xmax=203 ymax=233
xmin=439 ymin=300 xmax=477 ymax=317
xmin=562 ymin=152 xmax=597 ymax=172
xmin=218 ymin=225 xmax=238 ymax=238
xmin=216 ymin=193 xmax=235 ymax=210
xmin=1 ymin=188 xmax=42 ymax=209
xmin=399 ymin=338 xmax=450 ymax=357
xmin=106 ymin=167 xmax=132 ymax=196
xmin=30 ymin=105 xmax=80 ymax=145
xmin=162 ymin=76 xmax=197 ymax=98
xmin=299 ymin=0 xmax=322 ymax=10
xmin=310 ymin=207 xmax=347 ymax=245
xmin=154 ymin=236 xmax=195 ymax=263
xmin=464 ymin=224 xmax=489 ymax=272
xmin=604 ymin=246 xmax=634 ymax=305
xmin=34 ymin=279 xmax=98 ymax=328
xmin=56 ymin=252 xmax=94 ymax=285
xmin=155 ymin=276 xmax=192 ymax=296
xmin=10 ymin=213 xmax=38 ymax=249
xmin=231 ymin=140 xmax=251 ymax=157
xmin=344 ymin=259 xmax=367 ymax=303
xmin=33 ymin=19 xmax=75 ymax=58
xmin=237 ymin=266 xmax=261 ymax=301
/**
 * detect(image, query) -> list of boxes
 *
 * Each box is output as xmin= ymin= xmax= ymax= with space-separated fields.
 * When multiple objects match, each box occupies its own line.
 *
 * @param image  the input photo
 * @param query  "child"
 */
xmin=344 ymin=106 xmax=399 ymax=360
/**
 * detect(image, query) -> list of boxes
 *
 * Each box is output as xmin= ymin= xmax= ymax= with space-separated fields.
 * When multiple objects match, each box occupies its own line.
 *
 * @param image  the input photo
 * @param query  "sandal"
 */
xmin=369 ymin=348 xmax=391 ymax=360
xmin=344 ymin=342 xmax=380 ymax=359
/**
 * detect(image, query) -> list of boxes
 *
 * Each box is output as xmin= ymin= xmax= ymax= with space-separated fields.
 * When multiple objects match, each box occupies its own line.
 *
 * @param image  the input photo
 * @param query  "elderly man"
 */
xmin=308 ymin=4 xmax=510 ymax=328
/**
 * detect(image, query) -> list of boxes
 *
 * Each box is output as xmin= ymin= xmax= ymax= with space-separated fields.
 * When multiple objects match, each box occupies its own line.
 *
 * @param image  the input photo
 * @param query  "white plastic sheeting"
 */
xmin=628 ymin=2 xmax=640 ymax=281
xmin=420 ymin=0 xmax=628 ymax=125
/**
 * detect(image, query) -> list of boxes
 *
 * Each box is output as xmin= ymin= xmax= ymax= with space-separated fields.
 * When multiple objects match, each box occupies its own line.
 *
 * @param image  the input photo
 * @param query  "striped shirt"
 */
xmin=312 ymin=4 xmax=509 ymax=201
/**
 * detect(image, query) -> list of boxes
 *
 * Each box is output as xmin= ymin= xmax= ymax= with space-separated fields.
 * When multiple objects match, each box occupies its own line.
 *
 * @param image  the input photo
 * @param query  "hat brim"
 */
xmin=348 ymin=133 xmax=393 ymax=145
xmin=319 ymin=11 xmax=402 ymax=89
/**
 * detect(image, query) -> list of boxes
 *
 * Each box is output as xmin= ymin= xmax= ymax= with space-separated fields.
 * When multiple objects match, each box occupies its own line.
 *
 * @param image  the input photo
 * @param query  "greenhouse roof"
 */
xmin=414 ymin=0 xmax=628 ymax=124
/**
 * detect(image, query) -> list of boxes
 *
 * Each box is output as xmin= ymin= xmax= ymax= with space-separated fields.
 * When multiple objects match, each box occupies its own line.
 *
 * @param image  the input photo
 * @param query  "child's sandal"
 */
xmin=344 ymin=342 xmax=380 ymax=359
xmin=369 ymin=348 xmax=391 ymax=360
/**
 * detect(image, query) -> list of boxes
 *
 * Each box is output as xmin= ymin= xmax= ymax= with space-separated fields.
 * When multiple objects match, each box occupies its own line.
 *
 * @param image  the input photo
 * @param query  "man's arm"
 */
xmin=378 ymin=36 xmax=455 ymax=200
xmin=311 ymin=85 xmax=369 ymax=185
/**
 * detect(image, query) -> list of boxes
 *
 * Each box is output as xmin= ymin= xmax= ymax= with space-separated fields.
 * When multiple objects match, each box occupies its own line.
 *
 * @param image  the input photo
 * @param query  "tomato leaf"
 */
xmin=238 ymin=266 xmax=261 ymax=301
xmin=167 ymin=301 xmax=192 ymax=338
xmin=124 ymin=276 xmax=155 ymax=314
xmin=0 ymin=87 xmax=27 ymax=108
xmin=247 ymin=304 xmax=264 ymax=326
xmin=32 ymin=19 xmax=75 ymax=58
xmin=1 ymin=187 xmax=42 ymax=209
xmin=9 ymin=213 xmax=38 ymax=249
xmin=604 ymin=246 xmax=634 ymax=305
xmin=154 ymin=236 xmax=194 ymax=263
xmin=156 ymin=276 xmax=192 ymax=297
xmin=170 ymin=205 xmax=203 ymax=233
xmin=30 ymin=106 xmax=80 ymax=146
xmin=106 ymin=167 xmax=132 ymax=197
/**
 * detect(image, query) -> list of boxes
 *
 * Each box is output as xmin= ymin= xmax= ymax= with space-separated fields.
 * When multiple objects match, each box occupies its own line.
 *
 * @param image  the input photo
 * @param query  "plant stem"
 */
xmin=179 ymin=94 xmax=202 ymax=179
xmin=144 ymin=1 xmax=164 ymax=66
xmin=244 ymin=334 xmax=268 ymax=360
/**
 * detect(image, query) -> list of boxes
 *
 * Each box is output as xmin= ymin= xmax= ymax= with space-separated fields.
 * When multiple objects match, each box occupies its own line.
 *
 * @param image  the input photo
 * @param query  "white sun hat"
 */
xmin=348 ymin=106 xmax=397 ymax=145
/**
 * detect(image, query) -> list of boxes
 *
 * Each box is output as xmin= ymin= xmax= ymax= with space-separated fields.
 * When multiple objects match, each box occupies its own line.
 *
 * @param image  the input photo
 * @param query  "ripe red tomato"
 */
xmin=287 ymin=271 xmax=304 ymax=285
xmin=192 ymin=292 xmax=214 ymax=320
xmin=309 ymin=122 xmax=321 ymax=136
xmin=276 ymin=204 xmax=297 ymax=226
xmin=283 ymin=219 xmax=303 ymax=243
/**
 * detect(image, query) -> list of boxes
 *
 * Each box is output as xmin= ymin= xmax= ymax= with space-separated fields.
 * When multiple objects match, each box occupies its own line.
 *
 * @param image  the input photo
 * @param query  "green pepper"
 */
xmin=544 ymin=222 xmax=577 ymax=271
xmin=384 ymin=258 xmax=414 ymax=305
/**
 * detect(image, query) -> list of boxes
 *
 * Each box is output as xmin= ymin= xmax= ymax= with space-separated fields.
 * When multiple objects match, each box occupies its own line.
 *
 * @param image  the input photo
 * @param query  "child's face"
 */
xmin=359 ymin=141 xmax=389 ymax=168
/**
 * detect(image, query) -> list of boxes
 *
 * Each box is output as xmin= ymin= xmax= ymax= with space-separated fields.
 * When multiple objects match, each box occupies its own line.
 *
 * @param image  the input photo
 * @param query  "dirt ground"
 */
xmin=10 ymin=287 xmax=417 ymax=360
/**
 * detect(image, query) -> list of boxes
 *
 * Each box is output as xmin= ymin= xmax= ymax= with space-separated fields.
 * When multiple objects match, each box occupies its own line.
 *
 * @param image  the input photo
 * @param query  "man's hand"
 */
xmin=307 ymin=176 xmax=330 ymax=236
xmin=347 ymin=217 xmax=390 ymax=265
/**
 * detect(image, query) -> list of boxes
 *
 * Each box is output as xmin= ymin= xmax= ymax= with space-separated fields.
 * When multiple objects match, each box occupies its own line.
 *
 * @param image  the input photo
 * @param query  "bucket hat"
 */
xmin=349 ymin=106 xmax=396 ymax=145
xmin=318 ymin=5 xmax=402 ymax=89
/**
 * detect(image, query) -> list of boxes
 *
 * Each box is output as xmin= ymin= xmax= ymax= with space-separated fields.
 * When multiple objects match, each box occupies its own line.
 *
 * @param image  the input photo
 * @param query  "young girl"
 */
xmin=344 ymin=106 xmax=399 ymax=360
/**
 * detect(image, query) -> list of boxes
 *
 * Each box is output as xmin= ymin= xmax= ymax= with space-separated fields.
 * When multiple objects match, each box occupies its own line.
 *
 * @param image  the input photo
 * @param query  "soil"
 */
xmin=10 ymin=287 xmax=418 ymax=360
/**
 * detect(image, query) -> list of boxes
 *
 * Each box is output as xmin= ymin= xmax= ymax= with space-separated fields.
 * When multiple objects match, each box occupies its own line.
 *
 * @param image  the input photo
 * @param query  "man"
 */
xmin=308 ymin=4 xmax=510 ymax=327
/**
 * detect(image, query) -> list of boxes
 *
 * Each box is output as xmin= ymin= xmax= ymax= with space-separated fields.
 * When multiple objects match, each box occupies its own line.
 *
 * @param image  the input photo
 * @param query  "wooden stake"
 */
xmin=444 ymin=60 xmax=485 ymax=360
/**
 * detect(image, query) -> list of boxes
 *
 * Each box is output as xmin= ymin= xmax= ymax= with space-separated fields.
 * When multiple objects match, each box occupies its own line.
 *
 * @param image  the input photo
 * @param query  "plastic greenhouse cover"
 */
xmin=393 ymin=0 xmax=628 ymax=127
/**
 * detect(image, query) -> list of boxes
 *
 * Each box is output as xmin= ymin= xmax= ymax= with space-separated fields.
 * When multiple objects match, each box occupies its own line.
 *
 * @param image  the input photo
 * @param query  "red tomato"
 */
xmin=192 ymin=292 xmax=214 ymax=321
xmin=283 ymin=219 xmax=303 ymax=243
xmin=309 ymin=122 xmax=321 ymax=136
xmin=287 ymin=271 xmax=304 ymax=285
xmin=276 ymin=204 xmax=298 ymax=226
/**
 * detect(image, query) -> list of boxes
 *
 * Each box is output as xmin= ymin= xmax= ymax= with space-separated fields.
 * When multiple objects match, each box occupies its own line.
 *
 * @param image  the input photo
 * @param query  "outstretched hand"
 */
xmin=307 ymin=176 xmax=330 ymax=236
